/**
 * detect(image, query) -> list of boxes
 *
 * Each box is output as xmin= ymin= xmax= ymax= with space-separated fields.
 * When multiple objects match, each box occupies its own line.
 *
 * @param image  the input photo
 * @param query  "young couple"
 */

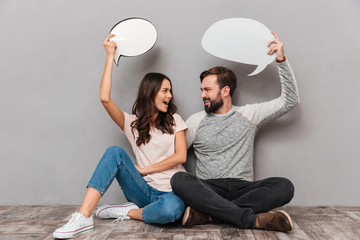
xmin=53 ymin=31 xmax=299 ymax=239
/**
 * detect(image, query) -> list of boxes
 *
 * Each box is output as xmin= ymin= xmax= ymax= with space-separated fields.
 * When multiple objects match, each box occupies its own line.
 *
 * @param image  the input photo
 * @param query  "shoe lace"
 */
xmin=108 ymin=208 xmax=130 ymax=223
xmin=64 ymin=213 xmax=80 ymax=227
xmin=113 ymin=215 xmax=130 ymax=223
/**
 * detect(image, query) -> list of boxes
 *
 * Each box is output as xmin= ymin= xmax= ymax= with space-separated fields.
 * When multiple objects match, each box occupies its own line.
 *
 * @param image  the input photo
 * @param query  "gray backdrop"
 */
xmin=1 ymin=0 xmax=360 ymax=206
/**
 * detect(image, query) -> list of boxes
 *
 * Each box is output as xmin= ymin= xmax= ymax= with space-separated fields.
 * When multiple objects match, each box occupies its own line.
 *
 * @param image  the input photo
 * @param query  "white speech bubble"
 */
xmin=109 ymin=18 xmax=157 ymax=65
xmin=202 ymin=18 xmax=275 ymax=76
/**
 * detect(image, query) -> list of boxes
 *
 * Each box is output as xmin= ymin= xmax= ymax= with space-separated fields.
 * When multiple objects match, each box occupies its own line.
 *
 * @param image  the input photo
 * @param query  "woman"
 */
xmin=53 ymin=34 xmax=187 ymax=239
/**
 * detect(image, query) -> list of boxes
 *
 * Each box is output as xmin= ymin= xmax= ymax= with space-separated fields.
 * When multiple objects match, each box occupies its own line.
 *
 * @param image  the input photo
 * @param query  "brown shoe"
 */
xmin=182 ymin=206 xmax=211 ymax=226
xmin=255 ymin=210 xmax=294 ymax=232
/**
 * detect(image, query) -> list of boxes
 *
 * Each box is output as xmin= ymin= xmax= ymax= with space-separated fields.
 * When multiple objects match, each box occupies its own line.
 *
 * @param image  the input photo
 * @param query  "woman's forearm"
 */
xmin=100 ymin=56 xmax=114 ymax=103
xmin=139 ymin=153 xmax=186 ymax=175
xmin=99 ymin=34 xmax=125 ymax=130
xmin=136 ymin=130 xmax=187 ymax=175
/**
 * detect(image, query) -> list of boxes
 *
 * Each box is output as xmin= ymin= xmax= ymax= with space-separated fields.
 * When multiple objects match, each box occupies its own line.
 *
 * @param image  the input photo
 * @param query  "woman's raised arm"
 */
xmin=100 ymin=34 xmax=125 ymax=131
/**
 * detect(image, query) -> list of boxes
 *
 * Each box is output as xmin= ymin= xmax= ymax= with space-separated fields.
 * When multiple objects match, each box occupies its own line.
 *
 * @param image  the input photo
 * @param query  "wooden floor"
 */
xmin=0 ymin=206 xmax=359 ymax=240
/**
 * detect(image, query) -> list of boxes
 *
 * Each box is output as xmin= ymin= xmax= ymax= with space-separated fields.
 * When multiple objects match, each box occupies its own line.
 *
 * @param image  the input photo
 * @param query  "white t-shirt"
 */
xmin=122 ymin=112 xmax=187 ymax=192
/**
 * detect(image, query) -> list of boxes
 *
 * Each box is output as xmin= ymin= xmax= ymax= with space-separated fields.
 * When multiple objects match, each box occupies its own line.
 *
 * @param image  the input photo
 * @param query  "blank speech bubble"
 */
xmin=109 ymin=18 xmax=157 ymax=65
xmin=202 ymin=18 xmax=275 ymax=76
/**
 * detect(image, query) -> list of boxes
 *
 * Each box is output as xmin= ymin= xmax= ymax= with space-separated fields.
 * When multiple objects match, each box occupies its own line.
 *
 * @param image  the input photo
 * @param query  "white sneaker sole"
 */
xmin=53 ymin=224 xmax=94 ymax=239
xmin=96 ymin=203 xmax=138 ymax=219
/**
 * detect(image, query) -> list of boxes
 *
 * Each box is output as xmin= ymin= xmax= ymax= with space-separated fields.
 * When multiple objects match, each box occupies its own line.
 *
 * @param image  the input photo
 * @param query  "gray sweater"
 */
xmin=186 ymin=60 xmax=300 ymax=181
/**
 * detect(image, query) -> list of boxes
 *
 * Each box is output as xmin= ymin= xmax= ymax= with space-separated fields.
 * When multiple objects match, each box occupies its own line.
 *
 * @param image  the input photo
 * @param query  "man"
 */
xmin=171 ymin=32 xmax=300 ymax=232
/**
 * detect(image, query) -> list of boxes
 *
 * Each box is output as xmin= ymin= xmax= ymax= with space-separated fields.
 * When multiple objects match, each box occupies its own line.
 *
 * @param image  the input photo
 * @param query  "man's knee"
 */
xmin=277 ymin=177 xmax=295 ymax=203
xmin=170 ymin=171 xmax=189 ymax=194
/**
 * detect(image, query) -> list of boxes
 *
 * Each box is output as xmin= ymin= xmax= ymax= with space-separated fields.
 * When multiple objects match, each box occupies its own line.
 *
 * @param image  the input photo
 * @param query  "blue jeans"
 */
xmin=87 ymin=146 xmax=185 ymax=224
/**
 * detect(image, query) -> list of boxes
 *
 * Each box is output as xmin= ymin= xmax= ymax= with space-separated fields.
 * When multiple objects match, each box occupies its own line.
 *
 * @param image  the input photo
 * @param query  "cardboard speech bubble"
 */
xmin=202 ymin=18 xmax=275 ymax=76
xmin=109 ymin=18 xmax=157 ymax=65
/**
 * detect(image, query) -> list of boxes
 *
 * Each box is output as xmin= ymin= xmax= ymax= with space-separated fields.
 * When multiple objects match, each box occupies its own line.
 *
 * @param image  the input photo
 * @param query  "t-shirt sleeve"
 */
xmin=184 ymin=111 xmax=207 ymax=149
xmin=121 ymin=112 xmax=136 ymax=137
xmin=173 ymin=113 xmax=187 ymax=133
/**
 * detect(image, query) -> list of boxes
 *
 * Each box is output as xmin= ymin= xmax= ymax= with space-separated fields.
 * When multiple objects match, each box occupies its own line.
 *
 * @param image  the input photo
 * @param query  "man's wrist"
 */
xmin=276 ymin=56 xmax=287 ymax=63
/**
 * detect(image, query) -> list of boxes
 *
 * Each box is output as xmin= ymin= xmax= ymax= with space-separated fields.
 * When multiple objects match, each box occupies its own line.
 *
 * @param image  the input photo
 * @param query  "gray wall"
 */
xmin=1 ymin=0 xmax=359 ymax=206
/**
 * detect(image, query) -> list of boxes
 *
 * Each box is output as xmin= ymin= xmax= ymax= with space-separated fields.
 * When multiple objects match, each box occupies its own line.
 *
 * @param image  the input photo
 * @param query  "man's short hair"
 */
xmin=200 ymin=66 xmax=237 ymax=97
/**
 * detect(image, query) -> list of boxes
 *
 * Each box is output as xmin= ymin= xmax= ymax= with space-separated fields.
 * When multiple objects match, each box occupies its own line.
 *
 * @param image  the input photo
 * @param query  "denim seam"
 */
xmin=118 ymin=157 xmax=154 ymax=202
xmin=99 ymin=149 xmax=121 ymax=196
xmin=87 ymin=168 xmax=117 ymax=195
xmin=88 ymin=148 xmax=129 ymax=196
xmin=87 ymin=183 xmax=105 ymax=195
xmin=142 ymin=208 xmax=148 ymax=223
xmin=103 ymin=169 xmax=119 ymax=195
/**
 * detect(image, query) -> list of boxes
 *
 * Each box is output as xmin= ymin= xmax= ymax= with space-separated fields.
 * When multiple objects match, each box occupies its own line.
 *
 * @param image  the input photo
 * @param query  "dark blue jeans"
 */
xmin=87 ymin=146 xmax=185 ymax=224
xmin=171 ymin=172 xmax=294 ymax=228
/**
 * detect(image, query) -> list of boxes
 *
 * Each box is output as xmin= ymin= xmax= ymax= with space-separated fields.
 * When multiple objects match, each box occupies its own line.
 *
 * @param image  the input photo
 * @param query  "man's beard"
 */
xmin=204 ymin=92 xmax=223 ymax=113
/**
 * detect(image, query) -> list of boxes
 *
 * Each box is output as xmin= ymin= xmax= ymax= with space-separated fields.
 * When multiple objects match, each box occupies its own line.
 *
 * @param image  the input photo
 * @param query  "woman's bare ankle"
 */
xmin=78 ymin=209 xmax=92 ymax=218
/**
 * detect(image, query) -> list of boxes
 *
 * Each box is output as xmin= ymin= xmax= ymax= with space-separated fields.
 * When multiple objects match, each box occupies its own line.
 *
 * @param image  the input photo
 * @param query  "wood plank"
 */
xmin=107 ymin=231 xmax=174 ymax=240
xmin=0 ymin=206 xmax=360 ymax=239
xmin=173 ymin=230 xmax=221 ymax=240
xmin=142 ymin=221 xmax=182 ymax=233
xmin=238 ymin=229 xmax=278 ymax=240
xmin=94 ymin=218 xmax=146 ymax=232
xmin=236 ymin=229 xmax=257 ymax=240
xmin=219 ymin=225 xmax=242 ymax=239
xmin=0 ymin=219 xmax=56 ymax=234
xmin=275 ymin=221 xmax=310 ymax=240
xmin=0 ymin=205 xmax=77 ymax=221
xmin=334 ymin=220 xmax=360 ymax=240
xmin=0 ymin=233 xmax=47 ymax=240
xmin=41 ymin=228 xmax=113 ymax=240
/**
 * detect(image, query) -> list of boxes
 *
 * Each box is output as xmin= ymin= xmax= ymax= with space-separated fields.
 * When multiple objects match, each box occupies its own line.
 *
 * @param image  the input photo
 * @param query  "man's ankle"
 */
xmin=254 ymin=217 xmax=259 ymax=228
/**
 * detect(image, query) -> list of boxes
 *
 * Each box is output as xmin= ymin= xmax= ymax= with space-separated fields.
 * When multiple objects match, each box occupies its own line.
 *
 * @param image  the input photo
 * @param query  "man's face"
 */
xmin=201 ymin=75 xmax=223 ymax=113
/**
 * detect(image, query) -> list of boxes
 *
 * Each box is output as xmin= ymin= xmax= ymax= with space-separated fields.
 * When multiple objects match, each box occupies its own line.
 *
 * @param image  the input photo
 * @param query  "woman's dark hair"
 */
xmin=131 ymin=72 xmax=177 ymax=146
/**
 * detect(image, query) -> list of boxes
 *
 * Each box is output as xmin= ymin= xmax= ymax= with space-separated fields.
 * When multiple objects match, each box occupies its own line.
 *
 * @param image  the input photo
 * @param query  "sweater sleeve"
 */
xmin=238 ymin=60 xmax=300 ymax=128
xmin=185 ymin=111 xmax=207 ymax=149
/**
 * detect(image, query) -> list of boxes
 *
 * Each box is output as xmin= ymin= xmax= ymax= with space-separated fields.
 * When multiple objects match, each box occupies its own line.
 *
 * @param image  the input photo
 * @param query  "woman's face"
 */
xmin=154 ymin=79 xmax=172 ymax=113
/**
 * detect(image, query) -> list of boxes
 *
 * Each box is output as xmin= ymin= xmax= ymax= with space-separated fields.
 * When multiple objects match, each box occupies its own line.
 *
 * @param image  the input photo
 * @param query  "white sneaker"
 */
xmin=53 ymin=212 xmax=94 ymax=239
xmin=96 ymin=202 xmax=139 ymax=222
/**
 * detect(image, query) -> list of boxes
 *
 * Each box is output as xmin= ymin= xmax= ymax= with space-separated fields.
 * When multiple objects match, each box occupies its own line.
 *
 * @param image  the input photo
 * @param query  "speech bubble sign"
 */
xmin=109 ymin=18 xmax=157 ymax=65
xmin=202 ymin=18 xmax=275 ymax=76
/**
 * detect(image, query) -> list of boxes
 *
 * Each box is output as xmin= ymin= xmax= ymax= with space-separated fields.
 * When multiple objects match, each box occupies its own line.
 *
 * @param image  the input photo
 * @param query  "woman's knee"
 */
xmin=105 ymin=145 xmax=125 ymax=155
xmin=158 ymin=195 xmax=185 ymax=223
xmin=103 ymin=146 xmax=131 ymax=164
xmin=143 ymin=194 xmax=185 ymax=224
